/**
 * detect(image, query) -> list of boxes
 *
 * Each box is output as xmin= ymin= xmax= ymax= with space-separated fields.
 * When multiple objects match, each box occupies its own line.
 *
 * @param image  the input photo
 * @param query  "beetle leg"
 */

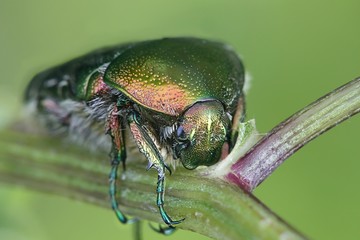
xmin=230 ymin=95 xmax=246 ymax=150
xmin=127 ymin=112 xmax=184 ymax=227
xmin=107 ymin=105 xmax=134 ymax=224
xmin=149 ymin=223 xmax=177 ymax=235
xmin=156 ymin=171 xmax=185 ymax=226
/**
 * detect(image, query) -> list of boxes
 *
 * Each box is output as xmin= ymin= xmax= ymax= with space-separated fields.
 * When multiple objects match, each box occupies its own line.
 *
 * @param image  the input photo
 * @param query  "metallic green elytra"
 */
xmin=25 ymin=37 xmax=245 ymax=232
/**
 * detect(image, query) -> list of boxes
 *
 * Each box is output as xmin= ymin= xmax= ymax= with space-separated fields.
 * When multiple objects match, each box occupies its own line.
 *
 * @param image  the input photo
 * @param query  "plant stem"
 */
xmin=225 ymin=77 xmax=360 ymax=191
xmin=1 ymin=77 xmax=359 ymax=239
xmin=0 ymin=130 xmax=305 ymax=240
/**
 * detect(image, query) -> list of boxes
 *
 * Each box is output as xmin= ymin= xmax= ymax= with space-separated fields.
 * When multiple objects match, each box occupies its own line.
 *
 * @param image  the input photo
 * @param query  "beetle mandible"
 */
xmin=25 ymin=37 xmax=245 ymax=230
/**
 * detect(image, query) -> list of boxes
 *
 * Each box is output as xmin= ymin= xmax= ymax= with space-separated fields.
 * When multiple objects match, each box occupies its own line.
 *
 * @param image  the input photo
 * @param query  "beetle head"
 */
xmin=174 ymin=100 xmax=230 ymax=169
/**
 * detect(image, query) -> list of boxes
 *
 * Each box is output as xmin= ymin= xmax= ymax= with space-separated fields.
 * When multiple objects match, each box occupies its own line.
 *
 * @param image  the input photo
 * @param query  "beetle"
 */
xmin=25 ymin=37 xmax=245 ymax=231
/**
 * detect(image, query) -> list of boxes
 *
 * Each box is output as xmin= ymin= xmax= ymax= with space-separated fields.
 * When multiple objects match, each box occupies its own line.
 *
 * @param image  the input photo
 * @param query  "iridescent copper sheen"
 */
xmin=104 ymin=38 xmax=243 ymax=116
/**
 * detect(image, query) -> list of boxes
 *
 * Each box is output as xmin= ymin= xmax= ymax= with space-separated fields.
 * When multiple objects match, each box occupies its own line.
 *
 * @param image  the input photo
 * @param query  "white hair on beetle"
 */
xmin=243 ymin=71 xmax=252 ymax=95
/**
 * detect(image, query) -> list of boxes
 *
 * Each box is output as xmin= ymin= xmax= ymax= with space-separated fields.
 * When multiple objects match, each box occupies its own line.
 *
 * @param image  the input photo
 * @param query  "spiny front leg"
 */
xmin=156 ymin=169 xmax=185 ymax=227
xmin=107 ymin=105 xmax=134 ymax=224
xmin=109 ymin=159 xmax=129 ymax=223
xmin=127 ymin=112 xmax=184 ymax=228
xmin=230 ymin=95 xmax=246 ymax=150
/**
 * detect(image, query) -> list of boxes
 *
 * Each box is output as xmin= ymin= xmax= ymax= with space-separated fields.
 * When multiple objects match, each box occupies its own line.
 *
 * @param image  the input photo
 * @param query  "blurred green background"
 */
xmin=1 ymin=0 xmax=359 ymax=239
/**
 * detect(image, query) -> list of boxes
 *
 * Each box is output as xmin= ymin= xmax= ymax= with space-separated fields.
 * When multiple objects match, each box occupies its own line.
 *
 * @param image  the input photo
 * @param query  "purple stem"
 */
xmin=225 ymin=77 xmax=360 ymax=192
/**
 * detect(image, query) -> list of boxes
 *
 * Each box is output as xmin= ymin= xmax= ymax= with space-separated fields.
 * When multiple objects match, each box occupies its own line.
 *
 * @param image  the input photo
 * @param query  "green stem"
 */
xmin=2 ymin=78 xmax=359 ymax=239
xmin=0 ymin=130 xmax=305 ymax=240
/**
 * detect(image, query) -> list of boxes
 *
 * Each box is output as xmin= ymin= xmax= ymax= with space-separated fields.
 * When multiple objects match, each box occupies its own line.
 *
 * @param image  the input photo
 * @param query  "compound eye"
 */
xmin=176 ymin=126 xmax=187 ymax=141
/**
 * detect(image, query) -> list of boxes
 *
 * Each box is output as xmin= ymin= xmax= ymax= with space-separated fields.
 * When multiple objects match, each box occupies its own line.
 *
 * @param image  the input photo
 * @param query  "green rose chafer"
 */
xmin=25 ymin=37 xmax=245 ymax=231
